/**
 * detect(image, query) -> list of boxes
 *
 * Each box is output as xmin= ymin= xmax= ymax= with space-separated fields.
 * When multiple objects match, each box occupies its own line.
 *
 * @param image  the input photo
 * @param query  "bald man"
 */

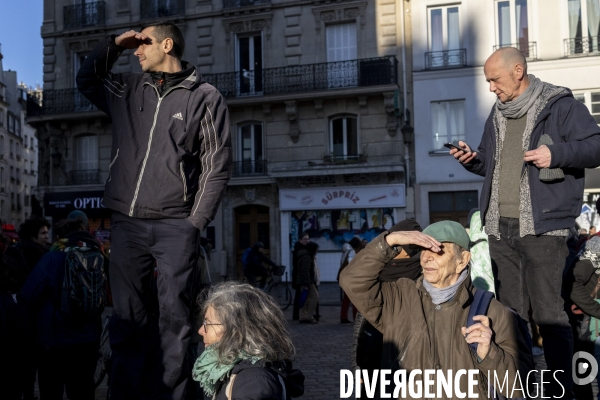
xmin=450 ymin=47 xmax=600 ymax=397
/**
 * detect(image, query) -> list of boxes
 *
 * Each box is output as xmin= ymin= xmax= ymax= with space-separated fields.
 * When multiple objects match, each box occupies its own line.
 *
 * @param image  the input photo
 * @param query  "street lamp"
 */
xmin=401 ymin=123 xmax=414 ymax=147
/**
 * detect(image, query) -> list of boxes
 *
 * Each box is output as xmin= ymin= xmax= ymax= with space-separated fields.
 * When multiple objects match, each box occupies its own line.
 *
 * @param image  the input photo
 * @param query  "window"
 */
xmin=236 ymin=34 xmax=263 ymax=95
xmin=429 ymin=191 xmax=478 ymax=226
xmin=431 ymin=100 xmax=466 ymax=151
xmin=0 ymin=136 xmax=3 ymax=158
xmin=568 ymin=0 xmax=600 ymax=53
xmin=0 ymin=168 xmax=3 ymax=190
xmin=237 ymin=123 xmax=264 ymax=175
xmin=10 ymin=166 xmax=14 ymax=180
xmin=24 ymin=135 xmax=27 ymax=148
xmin=0 ymin=109 xmax=3 ymax=127
xmin=15 ymin=119 xmax=21 ymax=136
xmin=9 ymin=139 xmax=14 ymax=157
xmin=496 ymin=1 xmax=530 ymax=55
xmin=575 ymin=91 xmax=600 ymax=124
xmin=427 ymin=5 xmax=464 ymax=68
xmin=16 ymin=143 xmax=20 ymax=159
xmin=7 ymin=113 xmax=14 ymax=133
xmin=30 ymin=137 xmax=34 ymax=149
xmin=326 ymin=23 xmax=358 ymax=88
xmin=329 ymin=116 xmax=359 ymax=159
xmin=30 ymin=161 xmax=34 ymax=174
xmin=75 ymin=135 xmax=99 ymax=171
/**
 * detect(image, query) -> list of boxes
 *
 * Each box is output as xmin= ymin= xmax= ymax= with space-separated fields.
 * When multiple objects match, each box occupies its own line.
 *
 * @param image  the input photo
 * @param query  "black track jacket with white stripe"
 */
xmin=76 ymin=36 xmax=231 ymax=231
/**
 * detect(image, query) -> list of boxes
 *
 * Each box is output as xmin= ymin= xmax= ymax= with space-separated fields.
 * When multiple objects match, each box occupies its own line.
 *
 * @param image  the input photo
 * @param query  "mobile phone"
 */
xmin=444 ymin=142 xmax=471 ymax=154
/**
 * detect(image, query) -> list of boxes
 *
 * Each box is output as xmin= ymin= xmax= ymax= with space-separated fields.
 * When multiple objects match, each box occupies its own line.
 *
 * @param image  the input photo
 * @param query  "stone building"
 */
xmin=27 ymin=0 xmax=413 ymax=281
xmin=0 ymin=44 xmax=39 ymax=236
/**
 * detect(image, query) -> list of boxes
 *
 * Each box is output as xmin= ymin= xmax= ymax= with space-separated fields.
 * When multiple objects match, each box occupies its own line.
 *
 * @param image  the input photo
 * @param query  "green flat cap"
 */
xmin=423 ymin=220 xmax=470 ymax=250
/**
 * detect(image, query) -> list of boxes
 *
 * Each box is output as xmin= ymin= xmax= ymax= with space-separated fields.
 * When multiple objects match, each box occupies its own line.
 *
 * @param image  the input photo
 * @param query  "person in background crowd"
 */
xmin=451 ymin=46 xmax=600 ymax=397
xmin=341 ymin=220 xmax=533 ymax=398
xmin=21 ymin=211 xmax=104 ymax=400
xmin=244 ymin=241 xmax=277 ymax=289
xmin=565 ymin=235 xmax=600 ymax=399
xmin=77 ymin=21 xmax=231 ymax=399
xmin=192 ymin=282 xmax=304 ymax=399
xmin=361 ymin=238 xmax=368 ymax=248
xmin=297 ymin=241 xmax=320 ymax=324
xmin=3 ymin=216 xmax=51 ymax=400
xmin=338 ymin=237 xmax=362 ymax=323
xmin=0 ymin=243 xmax=32 ymax=400
xmin=292 ymin=232 xmax=310 ymax=321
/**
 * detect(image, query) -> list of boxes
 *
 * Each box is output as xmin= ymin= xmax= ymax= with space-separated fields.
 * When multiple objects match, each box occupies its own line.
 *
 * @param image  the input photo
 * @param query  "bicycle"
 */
xmin=264 ymin=266 xmax=293 ymax=311
xmin=95 ymin=314 xmax=112 ymax=388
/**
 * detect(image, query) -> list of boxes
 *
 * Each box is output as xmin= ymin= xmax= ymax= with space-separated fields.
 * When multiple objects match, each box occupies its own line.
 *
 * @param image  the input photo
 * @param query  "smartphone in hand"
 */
xmin=443 ymin=142 xmax=471 ymax=154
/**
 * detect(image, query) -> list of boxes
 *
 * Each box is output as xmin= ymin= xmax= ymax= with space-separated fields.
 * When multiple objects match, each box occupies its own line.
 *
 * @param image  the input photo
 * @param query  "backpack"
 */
xmin=60 ymin=244 xmax=107 ymax=320
xmin=467 ymin=289 xmax=532 ymax=400
xmin=241 ymin=248 xmax=252 ymax=271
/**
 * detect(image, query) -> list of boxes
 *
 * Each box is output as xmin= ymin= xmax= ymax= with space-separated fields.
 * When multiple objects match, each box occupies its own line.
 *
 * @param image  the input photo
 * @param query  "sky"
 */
xmin=0 ymin=0 xmax=44 ymax=88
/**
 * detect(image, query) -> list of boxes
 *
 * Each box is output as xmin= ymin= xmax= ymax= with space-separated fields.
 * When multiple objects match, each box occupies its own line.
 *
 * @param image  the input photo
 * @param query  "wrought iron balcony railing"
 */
xmin=203 ymin=56 xmax=398 ymax=98
xmin=493 ymin=42 xmax=537 ymax=59
xmin=564 ymin=36 xmax=600 ymax=56
xmin=231 ymin=160 xmax=268 ymax=178
xmin=141 ymin=0 xmax=185 ymax=19
xmin=64 ymin=1 xmax=105 ymax=30
xmin=27 ymin=89 xmax=96 ymax=116
xmin=69 ymin=169 xmax=101 ymax=185
xmin=424 ymin=49 xmax=467 ymax=70
xmin=223 ymin=0 xmax=270 ymax=8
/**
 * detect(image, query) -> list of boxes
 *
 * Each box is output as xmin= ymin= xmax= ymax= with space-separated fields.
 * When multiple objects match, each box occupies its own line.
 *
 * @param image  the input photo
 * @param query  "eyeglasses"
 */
xmin=202 ymin=320 xmax=222 ymax=331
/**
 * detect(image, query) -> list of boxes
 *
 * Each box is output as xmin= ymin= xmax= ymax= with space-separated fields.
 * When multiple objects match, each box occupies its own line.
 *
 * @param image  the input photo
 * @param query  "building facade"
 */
xmin=0 ymin=45 xmax=39 ymax=234
xmin=30 ymin=0 xmax=413 ymax=281
xmin=411 ymin=0 xmax=600 ymax=227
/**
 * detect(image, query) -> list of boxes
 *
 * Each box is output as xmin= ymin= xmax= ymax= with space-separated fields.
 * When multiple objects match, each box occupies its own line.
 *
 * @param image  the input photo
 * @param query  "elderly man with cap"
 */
xmin=339 ymin=220 xmax=532 ymax=399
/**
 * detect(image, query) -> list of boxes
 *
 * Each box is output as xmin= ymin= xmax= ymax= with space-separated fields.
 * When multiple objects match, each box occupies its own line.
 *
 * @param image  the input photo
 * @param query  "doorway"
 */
xmin=235 ymin=205 xmax=270 ymax=279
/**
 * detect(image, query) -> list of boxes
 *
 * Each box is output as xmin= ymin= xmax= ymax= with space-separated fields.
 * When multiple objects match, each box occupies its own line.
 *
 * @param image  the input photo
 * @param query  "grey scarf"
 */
xmin=423 ymin=268 xmax=469 ymax=305
xmin=496 ymin=75 xmax=544 ymax=118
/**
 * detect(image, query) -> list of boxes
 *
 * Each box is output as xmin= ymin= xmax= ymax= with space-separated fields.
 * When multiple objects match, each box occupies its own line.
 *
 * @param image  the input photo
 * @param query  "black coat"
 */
xmin=76 ymin=35 xmax=231 ymax=230
xmin=464 ymin=91 xmax=600 ymax=234
xmin=213 ymin=360 xmax=304 ymax=400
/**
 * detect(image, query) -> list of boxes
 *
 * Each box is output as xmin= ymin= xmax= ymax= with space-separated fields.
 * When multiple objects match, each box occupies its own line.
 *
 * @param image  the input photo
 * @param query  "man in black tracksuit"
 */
xmin=76 ymin=22 xmax=231 ymax=400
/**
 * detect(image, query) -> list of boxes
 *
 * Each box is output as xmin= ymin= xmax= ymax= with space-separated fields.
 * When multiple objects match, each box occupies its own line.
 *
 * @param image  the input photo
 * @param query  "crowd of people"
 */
xmin=5 ymin=19 xmax=600 ymax=400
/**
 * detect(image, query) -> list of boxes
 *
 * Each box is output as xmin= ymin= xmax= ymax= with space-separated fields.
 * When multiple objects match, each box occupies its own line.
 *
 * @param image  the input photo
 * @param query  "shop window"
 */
xmin=329 ymin=115 xmax=359 ymax=160
xmin=431 ymin=100 xmax=466 ymax=152
xmin=429 ymin=191 xmax=478 ymax=226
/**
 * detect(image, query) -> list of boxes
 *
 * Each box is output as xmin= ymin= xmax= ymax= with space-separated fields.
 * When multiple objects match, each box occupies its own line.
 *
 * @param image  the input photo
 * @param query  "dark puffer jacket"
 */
xmin=212 ymin=359 xmax=304 ymax=400
xmin=77 ymin=35 xmax=231 ymax=231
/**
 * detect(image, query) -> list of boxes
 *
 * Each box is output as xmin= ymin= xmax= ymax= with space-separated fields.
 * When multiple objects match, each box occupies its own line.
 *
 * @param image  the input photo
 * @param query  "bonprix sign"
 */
xmin=279 ymin=185 xmax=406 ymax=211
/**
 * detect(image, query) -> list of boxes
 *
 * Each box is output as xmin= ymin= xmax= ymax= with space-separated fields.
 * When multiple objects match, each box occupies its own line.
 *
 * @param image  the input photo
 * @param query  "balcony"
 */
xmin=64 ymin=1 xmax=105 ymax=30
xmin=564 ymin=36 xmax=600 ymax=56
xmin=424 ymin=49 xmax=467 ymax=70
xmin=223 ymin=0 xmax=270 ymax=8
xmin=493 ymin=42 xmax=537 ymax=60
xmin=69 ymin=169 xmax=101 ymax=185
xmin=203 ymin=56 xmax=398 ymax=98
xmin=27 ymin=89 xmax=96 ymax=116
xmin=231 ymin=160 xmax=268 ymax=178
xmin=141 ymin=0 xmax=185 ymax=20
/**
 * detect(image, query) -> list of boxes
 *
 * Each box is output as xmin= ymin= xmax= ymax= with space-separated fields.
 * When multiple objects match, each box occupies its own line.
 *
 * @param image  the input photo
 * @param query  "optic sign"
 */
xmin=45 ymin=191 xmax=106 ymax=213
xmin=279 ymin=185 xmax=406 ymax=211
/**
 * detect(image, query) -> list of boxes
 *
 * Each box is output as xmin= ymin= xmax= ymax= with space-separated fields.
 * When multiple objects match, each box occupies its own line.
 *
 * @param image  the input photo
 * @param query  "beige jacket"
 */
xmin=339 ymin=232 xmax=533 ymax=399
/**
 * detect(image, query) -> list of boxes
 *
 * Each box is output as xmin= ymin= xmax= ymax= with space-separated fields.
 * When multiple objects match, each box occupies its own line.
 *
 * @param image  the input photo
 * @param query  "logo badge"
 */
xmin=173 ymin=112 xmax=183 ymax=120
xmin=573 ymin=351 xmax=599 ymax=385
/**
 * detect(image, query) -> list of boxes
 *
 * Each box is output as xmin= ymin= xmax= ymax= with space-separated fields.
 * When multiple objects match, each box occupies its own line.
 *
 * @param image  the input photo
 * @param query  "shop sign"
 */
xmin=45 ymin=191 xmax=106 ymax=214
xmin=279 ymin=185 xmax=405 ymax=211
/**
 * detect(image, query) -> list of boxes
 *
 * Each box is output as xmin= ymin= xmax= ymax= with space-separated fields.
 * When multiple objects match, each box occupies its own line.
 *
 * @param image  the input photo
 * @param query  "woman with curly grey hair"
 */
xmin=192 ymin=282 xmax=304 ymax=399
